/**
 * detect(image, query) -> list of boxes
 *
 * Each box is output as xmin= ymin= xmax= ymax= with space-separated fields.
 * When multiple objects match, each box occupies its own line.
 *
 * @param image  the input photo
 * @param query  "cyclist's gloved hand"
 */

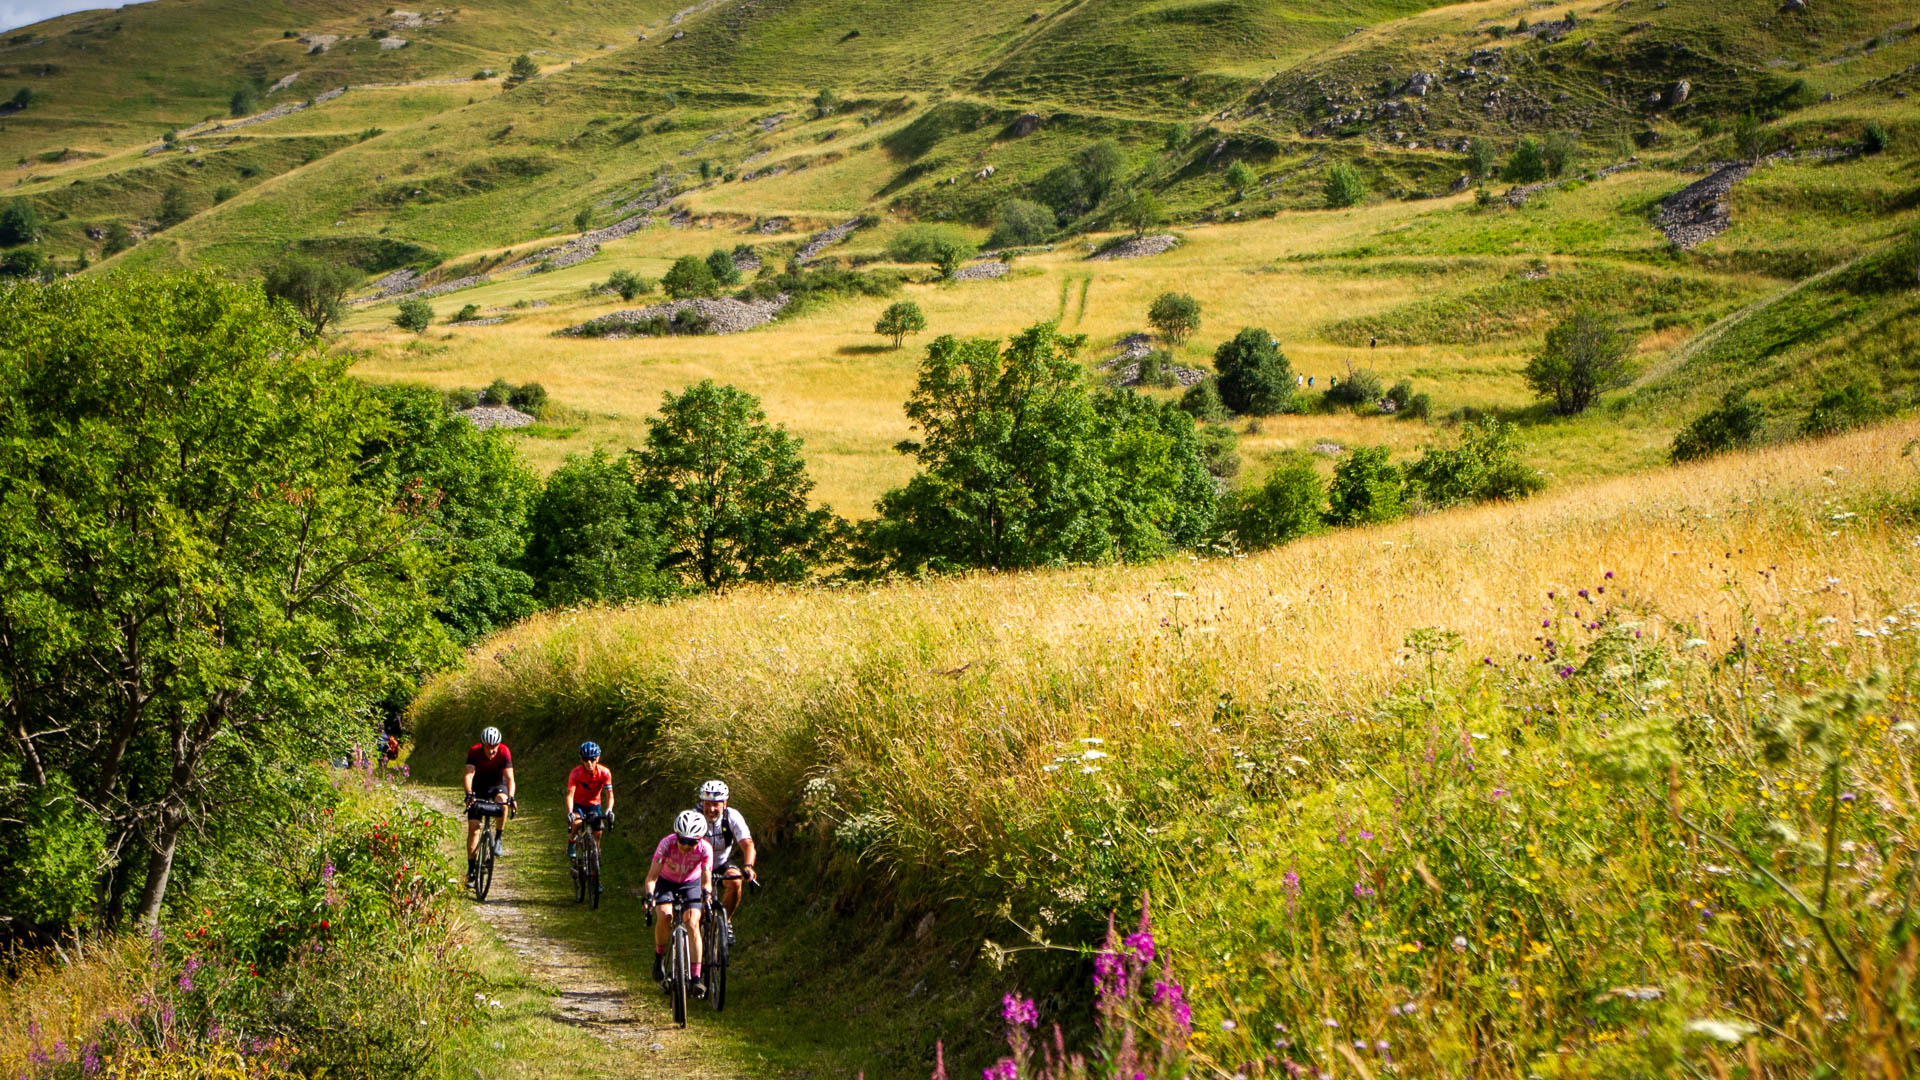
xmin=604 ymin=811 xmax=616 ymax=825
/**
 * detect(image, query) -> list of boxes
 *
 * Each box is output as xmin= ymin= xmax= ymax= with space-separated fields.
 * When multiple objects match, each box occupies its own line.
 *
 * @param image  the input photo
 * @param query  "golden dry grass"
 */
xmin=0 ymin=937 xmax=151 ymax=1072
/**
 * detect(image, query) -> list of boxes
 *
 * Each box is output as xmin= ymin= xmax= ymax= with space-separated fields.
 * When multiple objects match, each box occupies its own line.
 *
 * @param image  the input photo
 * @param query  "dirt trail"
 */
xmin=422 ymin=786 xmax=746 ymax=1079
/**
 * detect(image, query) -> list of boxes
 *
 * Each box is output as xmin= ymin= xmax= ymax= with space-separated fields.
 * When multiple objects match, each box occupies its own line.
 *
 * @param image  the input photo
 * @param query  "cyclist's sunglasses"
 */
xmin=675 ymin=836 xmax=697 ymax=847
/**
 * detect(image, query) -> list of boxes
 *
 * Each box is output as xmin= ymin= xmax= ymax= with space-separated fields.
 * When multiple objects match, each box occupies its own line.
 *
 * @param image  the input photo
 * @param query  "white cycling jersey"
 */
xmin=703 ymin=806 xmax=751 ymax=867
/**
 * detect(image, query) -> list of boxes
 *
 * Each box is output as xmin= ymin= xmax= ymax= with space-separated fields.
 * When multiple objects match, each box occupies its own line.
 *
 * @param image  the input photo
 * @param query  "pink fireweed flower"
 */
xmin=931 ymin=1040 xmax=948 ymax=1080
xmin=1001 ymin=995 xmax=1039 ymax=1029
xmin=1094 ymin=949 xmax=1128 ymax=998
xmin=1123 ymin=930 xmax=1155 ymax=964
xmin=982 ymin=1058 xmax=1018 ymax=1080
xmin=1152 ymin=980 xmax=1192 ymax=1032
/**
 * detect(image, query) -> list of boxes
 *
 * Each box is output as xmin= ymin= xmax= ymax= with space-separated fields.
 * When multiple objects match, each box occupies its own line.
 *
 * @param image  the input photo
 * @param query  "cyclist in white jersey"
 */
xmin=697 ymin=780 xmax=757 ymax=937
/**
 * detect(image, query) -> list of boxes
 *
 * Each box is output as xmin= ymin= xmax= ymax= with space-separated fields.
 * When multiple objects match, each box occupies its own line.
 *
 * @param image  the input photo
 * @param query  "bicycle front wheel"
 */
xmin=670 ymin=926 xmax=690 ymax=1027
xmin=475 ymin=842 xmax=495 ymax=902
xmin=587 ymin=836 xmax=601 ymax=910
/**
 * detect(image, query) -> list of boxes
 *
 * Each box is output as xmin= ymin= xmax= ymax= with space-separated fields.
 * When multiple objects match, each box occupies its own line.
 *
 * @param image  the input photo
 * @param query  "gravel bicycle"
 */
xmin=467 ymin=795 xmax=514 ymax=902
xmin=569 ymin=810 xmax=609 ymax=909
xmin=648 ymin=894 xmax=699 ymax=1027
xmin=701 ymin=876 xmax=760 ymax=1012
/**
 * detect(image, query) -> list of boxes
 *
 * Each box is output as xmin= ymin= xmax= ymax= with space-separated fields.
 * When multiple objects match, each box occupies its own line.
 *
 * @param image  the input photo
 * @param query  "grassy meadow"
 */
xmin=412 ymin=417 xmax=1920 ymax=1075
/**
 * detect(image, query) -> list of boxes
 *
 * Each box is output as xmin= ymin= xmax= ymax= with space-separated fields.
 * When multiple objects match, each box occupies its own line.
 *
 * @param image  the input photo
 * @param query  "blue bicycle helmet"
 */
xmin=580 ymin=741 xmax=601 ymax=761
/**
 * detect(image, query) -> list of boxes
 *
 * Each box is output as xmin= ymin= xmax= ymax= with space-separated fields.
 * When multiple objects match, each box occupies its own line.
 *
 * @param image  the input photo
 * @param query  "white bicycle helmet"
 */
xmin=480 ymin=726 xmax=503 ymax=747
xmin=699 ymin=779 xmax=730 ymax=802
xmin=674 ymin=809 xmax=709 ymax=839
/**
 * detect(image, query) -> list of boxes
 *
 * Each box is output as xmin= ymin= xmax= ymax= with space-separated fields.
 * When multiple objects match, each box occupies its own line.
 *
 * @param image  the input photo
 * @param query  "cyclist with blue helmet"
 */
xmin=565 ymin=741 xmax=615 ymax=858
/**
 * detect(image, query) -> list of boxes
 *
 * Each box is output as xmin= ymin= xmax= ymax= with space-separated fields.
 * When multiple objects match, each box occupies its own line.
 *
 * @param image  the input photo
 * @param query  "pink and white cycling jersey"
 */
xmin=652 ymin=835 xmax=713 ymax=883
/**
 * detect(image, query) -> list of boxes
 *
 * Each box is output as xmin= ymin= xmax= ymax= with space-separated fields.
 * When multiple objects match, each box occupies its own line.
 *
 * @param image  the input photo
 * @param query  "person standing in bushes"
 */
xmin=697 ymin=779 xmax=757 ymax=942
xmin=463 ymin=726 xmax=517 ymax=885
xmin=645 ymin=810 xmax=714 ymax=997
xmin=565 ymin=741 xmax=616 ymax=858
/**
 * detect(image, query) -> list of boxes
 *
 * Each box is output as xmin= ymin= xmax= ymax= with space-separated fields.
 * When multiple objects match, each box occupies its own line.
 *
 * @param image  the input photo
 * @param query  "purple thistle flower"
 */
xmin=1001 ymin=994 xmax=1039 ymax=1029
xmin=82 ymin=1043 xmax=100 ymax=1076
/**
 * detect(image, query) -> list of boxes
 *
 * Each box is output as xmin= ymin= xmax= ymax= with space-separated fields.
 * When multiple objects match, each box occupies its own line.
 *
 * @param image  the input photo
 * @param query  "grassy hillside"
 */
xmin=412 ymin=418 xmax=1920 ymax=1076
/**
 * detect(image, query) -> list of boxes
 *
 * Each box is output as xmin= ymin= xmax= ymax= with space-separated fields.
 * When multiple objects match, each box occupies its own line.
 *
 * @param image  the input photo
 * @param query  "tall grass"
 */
xmin=416 ymin=419 xmax=1920 ymax=1074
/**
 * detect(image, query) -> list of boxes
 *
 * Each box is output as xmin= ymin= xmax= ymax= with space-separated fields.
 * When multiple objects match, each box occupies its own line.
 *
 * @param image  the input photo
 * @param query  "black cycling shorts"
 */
xmin=573 ymin=803 xmax=607 ymax=829
xmin=652 ymin=878 xmax=704 ymax=908
xmin=467 ymin=786 xmax=510 ymax=820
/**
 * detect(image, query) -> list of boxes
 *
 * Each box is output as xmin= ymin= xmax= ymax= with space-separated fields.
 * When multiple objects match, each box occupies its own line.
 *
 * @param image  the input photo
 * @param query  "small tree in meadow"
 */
xmin=606 ymin=269 xmax=651 ymax=301
xmin=229 ymin=87 xmax=258 ymax=118
xmin=662 ymin=254 xmax=717 ymax=299
xmin=1235 ymin=453 xmax=1325 ymax=550
xmin=1224 ymin=160 xmax=1256 ymax=197
xmin=1524 ymin=309 xmax=1632 ymax=415
xmin=1212 ymin=327 xmax=1293 ymax=416
xmin=393 ymin=297 xmax=434 ymax=333
xmin=1324 ymin=163 xmax=1365 ymax=208
xmin=0 ymin=199 xmax=44 ymax=246
xmin=1326 ymin=445 xmax=1403 ymax=526
xmin=1502 ymin=139 xmax=1548 ymax=183
xmin=987 ymin=198 xmax=1053 ymax=248
xmin=1464 ymin=138 xmax=1499 ymax=179
xmin=506 ymin=54 xmax=539 ymax=85
xmin=1115 ymin=188 xmax=1165 ymax=238
xmin=1147 ymin=292 xmax=1200 ymax=345
xmin=875 ymin=300 xmax=927 ymax=348
xmin=706 ymin=248 xmax=743 ymax=287
xmin=1542 ymin=131 xmax=1579 ymax=177
xmin=156 ymin=185 xmax=193 ymax=228
xmin=262 ymin=251 xmax=359 ymax=338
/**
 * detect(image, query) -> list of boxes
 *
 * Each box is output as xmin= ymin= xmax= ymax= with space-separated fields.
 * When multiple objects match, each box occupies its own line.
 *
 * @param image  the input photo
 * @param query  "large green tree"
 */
xmin=0 ymin=274 xmax=450 ymax=930
xmin=1212 ymin=327 xmax=1294 ymax=415
xmin=262 ymin=252 xmax=360 ymax=338
xmin=358 ymin=384 xmax=541 ymax=642
xmin=522 ymin=449 xmax=675 ymax=606
xmin=1524 ymin=309 xmax=1633 ymax=415
xmin=633 ymin=380 xmax=839 ymax=589
xmin=866 ymin=323 xmax=1214 ymax=573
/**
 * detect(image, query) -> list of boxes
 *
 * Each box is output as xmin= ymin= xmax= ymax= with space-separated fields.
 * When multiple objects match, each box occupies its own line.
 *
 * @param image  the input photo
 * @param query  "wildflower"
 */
xmin=1357 ymin=830 xmax=1374 ymax=840
xmin=1123 ymin=929 xmax=1155 ymax=964
xmin=1221 ymin=1020 xmax=1238 ymax=1032
xmin=982 ymin=1059 xmax=1018 ymax=1080
xmin=1094 ymin=949 xmax=1128 ymax=998
xmin=322 ymin=862 xmax=336 ymax=880
xmin=1152 ymin=980 xmax=1192 ymax=1031
xmin=1353 ymin=880 xmax=1375 ymax=898
xmin=1323 ymin=1018 xmax=1339 ymax=1028
xmin=1604 ymin=570 xmax=1613 ymax=579
xmin=1001 ymin=995 xmax=1039 ymax=1029
xmin=1281 ymin=869 xmax=1301 ymax=894
xmin=1082 ymin=749 xmax=1107 ymax=761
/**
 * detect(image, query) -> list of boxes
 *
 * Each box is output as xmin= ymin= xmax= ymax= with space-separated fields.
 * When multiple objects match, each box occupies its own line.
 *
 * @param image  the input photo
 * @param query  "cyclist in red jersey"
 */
xmin=565 ymin=741 xmax=615 ymax=857
xmin=463 ymin=726 xmax=517 ymax=886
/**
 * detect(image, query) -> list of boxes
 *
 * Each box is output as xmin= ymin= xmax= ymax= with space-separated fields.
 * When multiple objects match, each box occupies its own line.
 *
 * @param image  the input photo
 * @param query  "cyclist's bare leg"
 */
xmin=465 ymin=818 xmax=481 ymax=859
xmin=722 ymin=875 xmax=743 ymax=920
xmin=684 ymin=906 xmax=704 ymax=970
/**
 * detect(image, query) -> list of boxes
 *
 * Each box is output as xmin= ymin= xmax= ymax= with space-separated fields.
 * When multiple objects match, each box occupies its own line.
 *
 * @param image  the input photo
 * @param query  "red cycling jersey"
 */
xmin=568 ymin=762 xmax=612 ymax=806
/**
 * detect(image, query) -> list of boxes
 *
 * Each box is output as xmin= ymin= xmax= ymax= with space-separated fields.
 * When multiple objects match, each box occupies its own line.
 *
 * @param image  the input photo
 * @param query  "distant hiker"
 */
xmin=1370 ymin=335 xmax=1377 ymax=348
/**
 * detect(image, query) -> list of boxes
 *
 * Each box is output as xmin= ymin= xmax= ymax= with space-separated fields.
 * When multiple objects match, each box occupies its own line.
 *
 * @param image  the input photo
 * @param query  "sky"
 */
xmin=1 ymin=0 xmax=148 ymax=34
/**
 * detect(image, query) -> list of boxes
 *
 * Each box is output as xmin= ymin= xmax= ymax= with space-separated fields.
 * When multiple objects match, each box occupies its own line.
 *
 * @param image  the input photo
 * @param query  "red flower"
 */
xmin=319 ymin=920 xmax=330 ymax=930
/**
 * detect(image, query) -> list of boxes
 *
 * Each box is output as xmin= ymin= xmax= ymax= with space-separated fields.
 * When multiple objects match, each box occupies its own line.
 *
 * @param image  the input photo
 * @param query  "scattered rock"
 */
xmin=1313 ymin=442 xmax=1345 ymax=456
xmin=1643 ymin=90 xmax=1665 ymax=111
xmin=1783 ymin=0 xmax=1806 ymax=11
xmin=498 ymin=210 xmax=654 ymax=276
xmin=795 ymin=218 xmax=861 ymax=262
xmin=1667 ymin=79 xmax=1691 ymax=107
xmin=299 ymin=33 xmax=338 ymax=51
xmin=1655 ymin=162 xmax=1752 ymax=248
xmin=1088 ymin=234 xmax=1179 ymax=261
xmin=755 ymin=216 xmax=791 ymax=234
xmin=1010 ymin=112 xmax=1043 ymax=136
xmin=671 ymin=29 xmax=685 ymax=40
xmin=733 ymin=250 xmax=762 ymax=274
xmin=951 ymin=259 xmax=1007 ymax=281
xmin=380 ymin=37 xmax=408 ymax=49
xmin=267 ymin=72 xmax=299 ymax=94
xmin=974 ymin=165 xmax=996 ymax=180
xmin=1450 ymin=173 xmax=1472 ymax=193
xmin=1404 ymin=71 xmax=1437 ymax=97
xmin=447 ymin=316 xmax=506 ymax=327
xmin=561 ymin=295 xmax=791 ymax=337
xmin=460 ymin=406 xmax=535 ymax=431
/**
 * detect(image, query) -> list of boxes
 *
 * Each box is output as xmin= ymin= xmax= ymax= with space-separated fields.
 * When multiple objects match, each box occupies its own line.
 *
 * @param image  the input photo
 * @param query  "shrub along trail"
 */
xmin=418 ymin=784 xmax=750 ymax=1079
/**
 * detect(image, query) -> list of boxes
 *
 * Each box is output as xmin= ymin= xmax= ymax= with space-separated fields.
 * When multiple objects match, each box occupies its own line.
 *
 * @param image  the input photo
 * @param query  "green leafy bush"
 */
xmin=606 ymin=268 xmax=653 ymax=300
xmin=1212 ymin=327 xmax=1293 ymax=415
xmin=393 ymin=296 xmax=434 ymax=332
xmin=0 ymin=247 xmax=51 ymax=280
xmin=1542 ymin=132 xmax=1578 ymax=177
xmin=1325 ymin=445 xmax=1403 ymax=525
xmin=1670 ymin=391 xmax=1765 ymax=462
xmin=1224 ymin=160 xmax=1256 ymax=195
xmin=156 ymin=184 xmax=192 ymax=228
xmin=707 ymin=247 xmax=743 ymax=287
xmin=1234 ymin=453 xmax=1324 ymax=550
xmin=1464 ymin=138 xmax=1498 ymax=179
xmin=1799 ymin=383 xmax=1883 ymax=437
xmin=453 ymin=303 xmax=480 ymax=322
xmin=1147 ymin=292 xmax=1200 ymax=345
xmin=1179 ymin=378 xmax=1227 ymax=422
xmin=1402 ymin=418 xmax=1544 ymax=508
xmin=0 ymin=199 xmax=44 ymax=245
xmin=1324 ymin=163 xmax=1366 ymax=208
xmin=988 ymin=198 xmax=1054 ymax=248
xmin=1321 ymin=366 xmax=1384 ymax=411
xmin=1861 ymin=121 xmax=1890 ymax=154
xmin=229 ymin=87 xmax=258 ymax=118
xmin=1524 ymin=309 xmax=1632 ymax=415
xmin=663 ymin=254 xmax=717 ymax=299
xmin=524 ymin=449 xmax=675 ymax=605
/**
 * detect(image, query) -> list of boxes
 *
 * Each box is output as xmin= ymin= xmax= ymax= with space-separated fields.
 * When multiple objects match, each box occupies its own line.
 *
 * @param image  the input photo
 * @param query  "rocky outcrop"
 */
xmin=1655 ymin=163 xmax=1752 ymax=248
xmin=1089 ymin=235 xmax=1179 ymax=261
xmin=561 ymin=295 xmax=790 ymax=337
xmin=460 ymin=406 xmax=535 ymax=430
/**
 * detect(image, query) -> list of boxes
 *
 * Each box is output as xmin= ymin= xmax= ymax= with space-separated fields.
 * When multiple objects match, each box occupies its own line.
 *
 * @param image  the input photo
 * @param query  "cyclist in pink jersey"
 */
xmin=644 ymin=809 xmax=714 ymax=995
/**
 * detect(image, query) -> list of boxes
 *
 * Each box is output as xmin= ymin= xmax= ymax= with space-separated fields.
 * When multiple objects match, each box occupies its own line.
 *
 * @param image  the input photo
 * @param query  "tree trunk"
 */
xmin=132 ymin=806 xmax=184 ymax=929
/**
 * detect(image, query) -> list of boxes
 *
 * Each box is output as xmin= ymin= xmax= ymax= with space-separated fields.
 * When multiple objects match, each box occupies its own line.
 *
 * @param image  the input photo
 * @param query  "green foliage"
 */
xmin=1323 ymin=163 xmax=1365 ymax=208
xmin=1194 ymin=421 xmax=1239 ymax=478
xmin=262 ymin=251 xmax=359 ymax=337
xmin=1799 ymin=382 xmax=1883 ymax=437
xmin=1137 ymin=348 xmax=1176 ymax=389
xmin=1502 ymin=139 xmax=1547 ymax=184
xmin=212 ymin=183 xmax=238 ymax=203
xmin=454 ymin=302 xmax=480 ymax=321
xmin=359 ymin=383 xmax=540 ymax=643
xmin=523 ymin=449 xmax=675 ymax=605
xmin=634 ymin=380 xmax=840 ymax=589
xmin=1224 ymin=160 xmax=1256 ymax=195
xmin=1212 ymin=327 xmax=1294 ymax=416
xmin=662 ymin=253 xmax=717 ymax=299
xmin=9 ymin=87 xmax=34 ymax=111
xmin=1542 ymin=131 xmax=1578 ymax=177
xmin=814 ymin=87 xmax=840 ymax=117
xmin=1464 ymin=138 xmax=1498 ymax=179
xmin=507 ymin=53 xmax=539 ymax=84
xmin=886 ymin=224 xmax=974 ymax=274
xmin=1402 ymin=418 xmax=1544 ymax=508
xmin=865 ymin=323 xmax=1214 ymax=572
xmin=229 ymin=86 xmax=257 ymax=118
xmin=0 ymin=771 xmax=106 ymax=932
xmin=1234 ymin=453 xmax=1324 ymax=550
xmin=1147 ymin=291 xmax=1200 ymax=345
xmin=1734 ymin=112 xmax=1772 ymax=161
xmin=394 ymin=296 xmax=435 ymax=332
xmin=1034 ymin=163 xmax=1093 ymax=218
xmin=0 ymin=198 xmax=44 ymax=245
xmin=508 ymin=381 xmax=547 ymax=414
xmin=1322 ymin=365 xmax=1383 ymax=411
xmin=1861 ymin=121 xmax=1890 ymax=155
xmin=0 ymin=274 xmax=451 ymax=927
xmin=1075 ymin=139 xmax=1127 ymax=202
xmin=988 ymin=198 xmax=1054 ymax=248
xmin=876 ymin=299 xmax=928 ymax=348
xmin=1670 ymin=391 xmax=1765 ymax=462
xmin=1115 ymin=188 xmax=1165 ymax=238
xmin=606 ymin=268 xmax=653 ymax=300
xmin=1179 ymin=377 xmax=1227 ymax=422
xmin=1525 ymin=309 xmax=1633 ymax=415
xmin=1325 ymin=444 xmax=1403 ymax=526
xmin=707 ymin=247 xmax=743 ymax=287
xmin=102 ymin=221 xmax=135 ymax=255
xmin=156 ymin=184 xmax=192 ymax=228
xmin=0 ymin=247 xmax=50 ymax=280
